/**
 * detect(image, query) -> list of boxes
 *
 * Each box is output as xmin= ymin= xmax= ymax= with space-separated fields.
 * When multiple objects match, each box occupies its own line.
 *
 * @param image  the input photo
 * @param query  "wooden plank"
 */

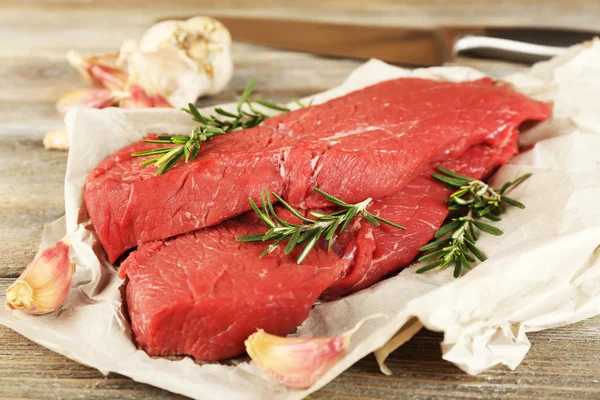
xmin=3 ymin=0 xmax=600 ymax=30
xmin=0 ymin=140 xmax=66 ymax=277
xmin=0 ymin=321 xmax=185 ymax=399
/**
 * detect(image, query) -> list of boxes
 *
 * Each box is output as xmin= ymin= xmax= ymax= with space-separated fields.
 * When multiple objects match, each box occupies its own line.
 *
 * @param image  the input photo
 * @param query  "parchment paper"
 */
xmin=2 ymin=40 xmax=600 ymax=400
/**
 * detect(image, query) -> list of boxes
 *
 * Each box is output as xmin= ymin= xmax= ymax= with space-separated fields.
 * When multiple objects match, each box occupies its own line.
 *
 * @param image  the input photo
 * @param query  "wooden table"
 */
xmin=2 ymin=1 xmax=600 ymax=399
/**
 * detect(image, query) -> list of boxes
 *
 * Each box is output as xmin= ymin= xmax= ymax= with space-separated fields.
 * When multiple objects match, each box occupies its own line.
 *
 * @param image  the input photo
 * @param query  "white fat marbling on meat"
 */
xmin=310 ymin=154 xmax=320 ymax=170
xmin=184 ymin=211 xmax=201 ymax=228
xmin=278 ymin=148 xmax=290 ymax=179
xmin=318 ymin=125 xmax=380 ymax=141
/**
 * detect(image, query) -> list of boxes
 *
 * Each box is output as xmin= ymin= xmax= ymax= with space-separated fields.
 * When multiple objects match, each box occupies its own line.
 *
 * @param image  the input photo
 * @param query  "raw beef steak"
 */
xmin=120 ymin=217 xmax=350 ymax=361
xmin=86 ymin=78 xmax=551 ymax=262
xmin=321 ymin=130 xmax=520 ymax=299
xmin=120 ymin=131 xmax=521 ymax=361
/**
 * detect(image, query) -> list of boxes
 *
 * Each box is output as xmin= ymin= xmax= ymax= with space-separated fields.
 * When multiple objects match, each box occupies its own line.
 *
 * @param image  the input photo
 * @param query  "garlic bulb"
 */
xmin=49 ymin=16 xmax=233 ymax=150
xmin=245 ymin=315 xmax=384 ymax=389
xmin=6 ymin=236 xmax=75 ymax=315
xmin=119 ymin=41 xmax=205 ymax=108
xmin=138 ymin=16 xmax=233 ymax=98
xmin=59 ymin=16 xmax=233 ymax=112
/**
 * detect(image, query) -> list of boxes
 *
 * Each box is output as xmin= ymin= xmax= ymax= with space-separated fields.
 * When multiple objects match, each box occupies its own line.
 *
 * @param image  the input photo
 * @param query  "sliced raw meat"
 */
xmin=86 ymin=78 xmax=551 ymax=262
xmin=120 ymin=132 xmax=519 ymax=361
xmin=120 ymin=218 xmax=349 ymax=361
xmin=321 ymin=130 xmax=520 ymax=299
xmin=85 ymin=128 xmax=293 ymax=263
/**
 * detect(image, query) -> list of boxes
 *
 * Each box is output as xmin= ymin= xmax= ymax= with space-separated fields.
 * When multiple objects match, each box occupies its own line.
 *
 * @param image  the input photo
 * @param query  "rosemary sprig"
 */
xmin=292 ymin=97 xmax=314 ymax=108
xmin=133 ymin=79 xmax=311 ymax=175
xmin=182 ymin=78 xmax=292 ymax=133
xmin=416 ymin=167 xmax=531 ymax=277
xmin=237 ymin=187 xmax=405 ymax=264
xmin=131 ymin=126 xmax=226 ymax=175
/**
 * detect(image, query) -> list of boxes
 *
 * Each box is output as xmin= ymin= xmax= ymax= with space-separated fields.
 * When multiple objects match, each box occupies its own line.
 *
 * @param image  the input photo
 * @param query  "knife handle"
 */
xmin=452 ymin=35 xmax=566 ymax=64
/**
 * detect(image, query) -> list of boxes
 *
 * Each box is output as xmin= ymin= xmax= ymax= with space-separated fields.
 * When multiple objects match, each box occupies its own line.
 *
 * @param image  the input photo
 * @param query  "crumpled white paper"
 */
xmin=2 ymin=40 xmax=600 ymax=400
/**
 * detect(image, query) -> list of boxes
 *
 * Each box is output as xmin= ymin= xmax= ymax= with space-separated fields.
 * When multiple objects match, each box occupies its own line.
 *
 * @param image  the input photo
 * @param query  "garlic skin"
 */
xmin=139 ymin=16 xmax=233 ymax=99
xmin=246 ymin=330 xmax=350 ymax=389
xmin=66 ymin=51 xmax=128 ymax=91
xmin=58 ymin=51 xmax=128 ymax=117
xmin=120 ymin=41 xmax=204 ymax=108
xmin=121 ymin=84 xmax=171 ymax=109
xmin=6 ymin=236 xmax=75 ymax=315
xmin=56 ymin=88 xmax=123 ymax=116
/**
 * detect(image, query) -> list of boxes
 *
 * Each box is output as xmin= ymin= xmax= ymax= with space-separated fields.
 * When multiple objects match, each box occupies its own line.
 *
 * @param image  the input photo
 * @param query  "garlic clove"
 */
xmin=245 ymin=315 xmax=384 ymax=389
xmin=150 ymin=94 xmax=172 ymax=108
xmin=120 ymin=85 xmax=152 ymax=108
xmin=120 ymin=85 xmax=172 ymax=108
xmin=67 ymin=50 xmax=128 ymax=91
xmin=43 ymin=129 xmax=69 ymax=151
xmin=56 ymin=88 xmax=121 ymax=116
xmin=245 ymin=330 xmax=349 ymax=389
xmin=6 ymin=236 xmax=75 ymax=315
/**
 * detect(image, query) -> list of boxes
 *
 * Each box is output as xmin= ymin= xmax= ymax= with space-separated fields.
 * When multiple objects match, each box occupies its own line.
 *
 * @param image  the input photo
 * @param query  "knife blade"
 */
xmin=169 ymin=16 xmax=598 ymax=65
xmin=453 ymin=28 xmax=596 ymax=63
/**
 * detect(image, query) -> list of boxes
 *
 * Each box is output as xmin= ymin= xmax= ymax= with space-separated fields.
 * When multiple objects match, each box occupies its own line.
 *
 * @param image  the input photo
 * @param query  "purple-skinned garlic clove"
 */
xmin=6 ymin=236 xmax=75 ymax=315
xmin=56 ymin=88 xmax=122 ymax=116
xmin=120 ymin=85 xmax=172 ymax=108
xmin=66 ymin=50 xmax=128 ymax=91
xmin=245 ymin=314 xmax=383 ymax=389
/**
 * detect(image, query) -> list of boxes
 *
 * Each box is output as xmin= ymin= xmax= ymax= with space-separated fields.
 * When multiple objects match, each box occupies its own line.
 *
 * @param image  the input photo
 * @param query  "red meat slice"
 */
xmin=86 ymin=78 xmax=551 ymax=262
xmin=120 ymin=218 xmax=350 ymax=361
xmin=321 ymin=130 xmax=520 ymax=299
xmin=84 ymin=127 xmax=293 ymax=263
xmin=119 ymin=131 xmax=520 ymax=361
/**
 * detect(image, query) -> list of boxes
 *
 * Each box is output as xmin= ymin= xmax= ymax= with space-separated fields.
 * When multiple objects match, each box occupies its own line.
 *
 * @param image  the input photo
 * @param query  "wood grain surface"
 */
xmin=1 ymin=1 xmax=599 ymax=399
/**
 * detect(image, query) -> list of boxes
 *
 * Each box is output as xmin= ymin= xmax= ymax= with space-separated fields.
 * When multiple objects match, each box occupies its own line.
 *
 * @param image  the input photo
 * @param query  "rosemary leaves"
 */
xmin=417 ymin=167 xmax=531 ymax=277
xmin=132 ymin=79 xmax=300 ymax=175
xmin=131 ymin=127 xmax=226 ymax=175
xmin=237 ymin=188 xmax=405 ymax=264
xmin=182 ymin=78 xmax=290 ymax=133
